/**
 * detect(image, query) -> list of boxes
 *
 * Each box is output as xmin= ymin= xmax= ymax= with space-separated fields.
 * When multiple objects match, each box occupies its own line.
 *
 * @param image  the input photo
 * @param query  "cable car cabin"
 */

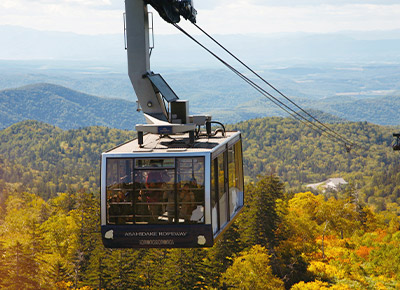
xmin=100 ymin=131 xmax=244 ymax=248
xmin=393 ymin=134 xmax=400 ymax=151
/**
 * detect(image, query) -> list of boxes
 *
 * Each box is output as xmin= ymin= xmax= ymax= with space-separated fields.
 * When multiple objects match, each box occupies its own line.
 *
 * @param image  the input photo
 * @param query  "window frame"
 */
xmin=210 ymin=138 xmax=244 ymax=236
xmin=104 ymin=156 xmax=206 ymax=225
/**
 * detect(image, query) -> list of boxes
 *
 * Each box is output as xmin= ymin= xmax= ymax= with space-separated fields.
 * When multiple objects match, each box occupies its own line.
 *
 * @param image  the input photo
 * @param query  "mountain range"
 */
xmin=0 ymin=83 xmax=143 ymax=130
xmin=2 ymin=82 xmax=400 ymax=129
xmin=2 ymin=25 xmax=400 ymax=127
xmin=1 ymin=25 xmax=400 ymax=67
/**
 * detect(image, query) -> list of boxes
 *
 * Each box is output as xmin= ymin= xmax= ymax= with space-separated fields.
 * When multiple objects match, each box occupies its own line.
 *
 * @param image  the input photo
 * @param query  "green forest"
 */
xmin=1 ymin=118 xmax=400 ymax=288
xmin=0 ymin=84 xmax=144 ymax=130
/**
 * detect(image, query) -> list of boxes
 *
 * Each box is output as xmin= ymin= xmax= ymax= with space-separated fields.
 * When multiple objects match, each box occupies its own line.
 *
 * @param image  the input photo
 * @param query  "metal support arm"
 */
xmin=125 ymin=0 xmax=209 ymax=140
xmin=125 ymin=0 xmax=168 ymax=121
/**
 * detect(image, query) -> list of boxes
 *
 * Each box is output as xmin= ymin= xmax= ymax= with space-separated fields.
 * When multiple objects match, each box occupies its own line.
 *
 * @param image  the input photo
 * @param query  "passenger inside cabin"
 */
xmin=117 ymin=191 xmax=126 ymax=202
xmin=179 ymin=183 xmax=196 ymax=221
xmin=189 ymin=177 xmax=198 ymax=188
xmin=140 ymin=171 xmax=165 ymax=221
xmin=163 ymin=190 xmax=175 ymax=222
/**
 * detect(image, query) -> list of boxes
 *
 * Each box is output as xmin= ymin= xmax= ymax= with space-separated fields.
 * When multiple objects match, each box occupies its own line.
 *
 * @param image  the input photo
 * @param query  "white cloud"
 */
xmin=1 ymin=0 xmax=400 ymax=35
xmin=0 ymin=0 xmax=124 ymax=34
xmin=247 ymin=0 xmax=400 ymax=6
xmin=193 ymin=2 xmax=400 ymax=35
xmin=195 ymin=0 xmax=230 ymax=10
xmin=11 ymin=0 xmax=116 ymax=8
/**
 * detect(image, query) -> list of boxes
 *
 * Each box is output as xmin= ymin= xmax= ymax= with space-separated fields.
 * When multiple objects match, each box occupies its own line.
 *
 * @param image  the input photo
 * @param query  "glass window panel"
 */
xmin=228 ymin=146 xmax=236 ymax=218
xmin=106 ymin=159 xmax=134 ymax=225
xmin=177 ymin=157 xmax=205 ymax=224
xmin=134 ymin=169 xmax=175 ymax=224
xmin=218 ymin=154 xmax=228 ymax=228
xmin=105 ymin=157 xmax=208 ymax=226
xmin=228 ymin=141 xmax=245 ymax=218
xmin=135 ymin=158 xmax=175 ymax=169
xmin=235 ymin=141 xmax=244 ymax=208
xmin=211 ymin=158 xmax=218 ymax=234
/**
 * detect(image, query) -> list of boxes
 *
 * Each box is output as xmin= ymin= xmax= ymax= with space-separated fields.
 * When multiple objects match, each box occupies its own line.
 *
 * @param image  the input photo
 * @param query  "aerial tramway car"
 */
xmin=101 ymin=130 xmax=244 ymax=248
xmin=100 ymin=0 xmax=244 ymax=248
xmin=393 ymin=134 xmax=400 ymax=151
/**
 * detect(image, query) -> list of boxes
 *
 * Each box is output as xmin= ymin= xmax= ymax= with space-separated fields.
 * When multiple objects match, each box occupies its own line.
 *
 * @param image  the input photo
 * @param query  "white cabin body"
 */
xmin=101 ymin=131 xmax=244 ymax=248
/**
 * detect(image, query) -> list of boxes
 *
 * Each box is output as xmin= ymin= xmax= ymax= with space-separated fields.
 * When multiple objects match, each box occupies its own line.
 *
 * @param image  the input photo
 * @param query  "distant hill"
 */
xmin=0 ymin=83 xmax=144 ymax=130
xmin=232 ymin=94 xmax=400 ymax=126
xmin=296 ymin=109 xmax=348 ymax=124
xmin=2 ymin=25 xmax=400 ymax=66
xmin=2 ymin=79 xmax=400 ymax=133
xmin=229 ymin=117 xmax=399 ymax=210
xmin=2 ymin=25 xmax=400 ymax=127
xmin=320 ymin=95 xmax=400 ymax=126
xmin=0 ymin=25 xmax=125 ymax=63
xmin=1 ymin=118 xmax=399 ymax=211
xmin=0 ymin=120 xmax=135 ymax=199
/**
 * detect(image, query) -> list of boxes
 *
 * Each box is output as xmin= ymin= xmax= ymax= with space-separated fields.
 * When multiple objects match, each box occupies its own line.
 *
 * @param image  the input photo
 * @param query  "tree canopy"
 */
xmin=1 ymin=118 xmax=400 ymax=288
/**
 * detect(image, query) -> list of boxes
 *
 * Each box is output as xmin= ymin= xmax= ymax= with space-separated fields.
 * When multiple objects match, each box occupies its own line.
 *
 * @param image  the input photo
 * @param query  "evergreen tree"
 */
xmin=139 ymin=249 xmax=171 ymax=289
xmin=48 ymin=260 xmax=73 ymax=288
xmin=101 ymin=249 xmax=140 ymax=289
xmin=239 ymin=175 xmax=284 ymax=250
xmin=162 ymin=249 xmax=208 ymax=290
xmin=2 ymin=241 xmax=40 ymax=289
xmin=70 ymin=190 xmax=100 ymax=287
xmin=0 ymin=241 xmax=7 ymax=288
xmin=83 ymin=244 xmax=109 ymax=289
xmin=204 ymin=222 xmax=244 ymax=287
xmin=343 ymin=184 xmax=368 ymax=231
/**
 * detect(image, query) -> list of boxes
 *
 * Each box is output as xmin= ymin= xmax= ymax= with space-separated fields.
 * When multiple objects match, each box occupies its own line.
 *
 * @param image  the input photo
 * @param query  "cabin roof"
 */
xmin=105 ymin=131 xmax=241 ymax=155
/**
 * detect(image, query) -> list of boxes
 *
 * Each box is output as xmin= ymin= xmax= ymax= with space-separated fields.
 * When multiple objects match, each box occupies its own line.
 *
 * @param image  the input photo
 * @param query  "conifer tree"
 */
xmin=101 ymin=249 xmax=139 ymax=289
xmin=204 ymin=222 xmax=244 ymax=287
xmin=48 ymin=260 xmax=72 ymax=288
xmin=239 ymin=175 xmax=284 ymax=250
xmin=162 ymin=249 xmax=208 ymax=289
xmin=2 ymin=241 xmax=40 ymax=289
xmin=70 ymin=190 xmax=100 ymax=287
xmin=138 ymin=249 xmax=172 ymax=289
xmin=83 ymin=244 xmax=110 ymax=289
xmin=0 ymin=241 xmax=7 ymax=288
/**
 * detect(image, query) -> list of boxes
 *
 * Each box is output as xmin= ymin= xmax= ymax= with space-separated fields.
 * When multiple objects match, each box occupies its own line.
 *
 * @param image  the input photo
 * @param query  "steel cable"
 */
xmin=173 ymin=23 xmax=359 ymax=150
xmin=192 ymin=23 xmax=357 ymax=148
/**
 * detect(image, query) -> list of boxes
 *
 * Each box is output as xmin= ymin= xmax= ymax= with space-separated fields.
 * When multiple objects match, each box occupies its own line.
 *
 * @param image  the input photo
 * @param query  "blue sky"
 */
xmin=1 ymin=0 xmax=400 ymax=35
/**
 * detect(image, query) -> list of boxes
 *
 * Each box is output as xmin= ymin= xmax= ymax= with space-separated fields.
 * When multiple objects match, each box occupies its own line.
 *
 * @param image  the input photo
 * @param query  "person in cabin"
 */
xmin=179 ymin=183 xmax=196 ymax=221
xmin=163 ymin=189 xmax=175 ymax=222
xmin=141 ymin=171 xmax=165 ymax=222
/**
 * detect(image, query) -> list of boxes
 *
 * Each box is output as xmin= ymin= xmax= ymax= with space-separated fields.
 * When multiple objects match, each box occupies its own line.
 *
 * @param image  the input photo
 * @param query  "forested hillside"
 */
xmin=0 ymin=120 xmax=135 ymax=199
xmin=318 ymin=94 xmax=400 ymax=125
xmin=0 ymin=83 xmax=143 ymax=130
xmin=230 ymin=117 xmax=400 ymax=211
xmin=0 ymin=177 xmax=399 ymax=288
xmin=1 ymin=118 xmax=400 ymax=209
xmin=1 ymin=118 xmax=400 ymax=288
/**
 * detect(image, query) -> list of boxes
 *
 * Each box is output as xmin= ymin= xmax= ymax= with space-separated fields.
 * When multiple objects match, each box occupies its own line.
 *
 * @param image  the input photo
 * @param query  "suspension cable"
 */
xmin=174 ymin=23 xmax=350 ymax=146
xmin=192 ymin=23 xmax=356 ymax=148
xmin=173 ymin=23 xmax=357 ymax=149
xmin=224 ymin=64 xmax=338 ymax=139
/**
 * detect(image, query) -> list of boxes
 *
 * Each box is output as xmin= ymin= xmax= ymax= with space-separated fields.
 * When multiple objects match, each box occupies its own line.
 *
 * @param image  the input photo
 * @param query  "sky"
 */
xmin=1 ymin=0 xmax=400 ymax=36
